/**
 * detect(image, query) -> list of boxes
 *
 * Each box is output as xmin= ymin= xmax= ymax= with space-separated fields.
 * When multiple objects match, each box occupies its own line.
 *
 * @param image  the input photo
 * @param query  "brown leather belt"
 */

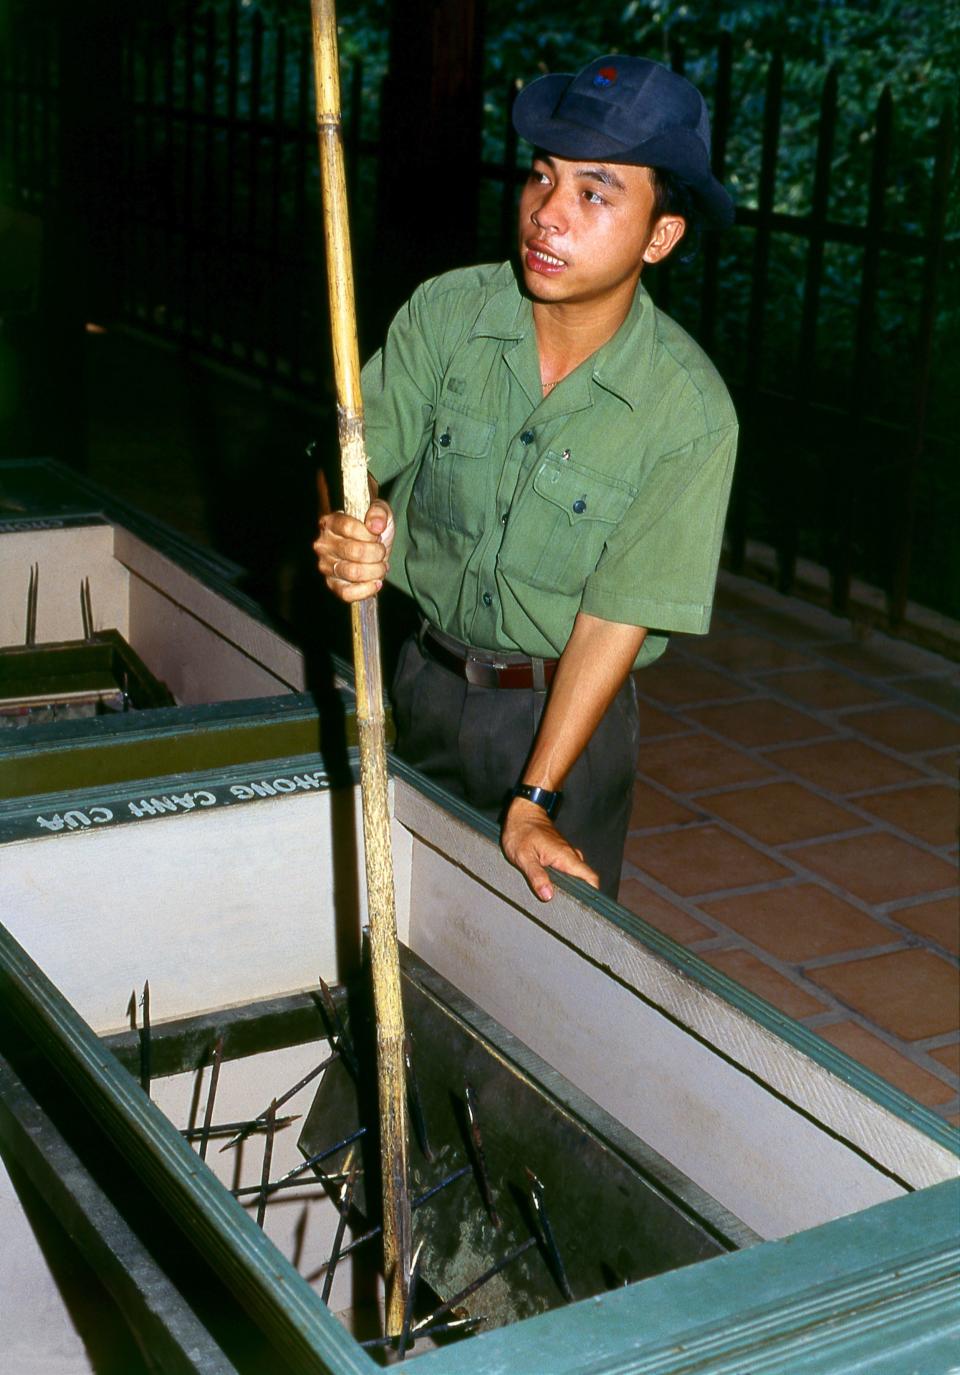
xmin=420 ymin=626 xmax=558 ymax=690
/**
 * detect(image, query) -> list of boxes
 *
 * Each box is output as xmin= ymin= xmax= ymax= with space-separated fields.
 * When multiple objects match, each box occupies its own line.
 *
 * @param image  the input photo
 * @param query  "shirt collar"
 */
xmin=469 ymin=265 xmax=658 ymax=410
xmin=589 ymin=283 xmax=657 ymax=411
xmin=469 ymin=265 xmax=530 ymax=342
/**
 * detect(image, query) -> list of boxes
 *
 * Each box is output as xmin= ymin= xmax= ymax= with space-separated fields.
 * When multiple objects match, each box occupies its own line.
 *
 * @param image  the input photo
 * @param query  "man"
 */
xmin=314 ymin=55 xmax=737 ymax=903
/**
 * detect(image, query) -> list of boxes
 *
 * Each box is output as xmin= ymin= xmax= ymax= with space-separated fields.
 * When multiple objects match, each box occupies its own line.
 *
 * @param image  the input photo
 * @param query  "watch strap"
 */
xmin=510 ymin=784 xmax=562 ymax=819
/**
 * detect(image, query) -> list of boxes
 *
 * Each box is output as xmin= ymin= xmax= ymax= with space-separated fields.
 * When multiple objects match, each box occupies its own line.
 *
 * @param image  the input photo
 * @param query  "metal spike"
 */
xmin=310 ymin=1164 xmax=470 ymax=1275
xmin=320 ymin=1156 xmax=359 ymax=1306
xmin=465 ymin=1083 xmax=500 ymax=1227
xmin=197 ymin=1037 xmax=224 ymax=1162
xmin=182 ymin=1115 xmax=300 ymax=1142
xmin=25 ymin=563 xmax=38 ymax=646
xmin=397 ymin=1240 xmax=425 ymax=1359
xmin=316 ymin=976 xmax=358 ymax=1077
xmin=412 ymin=1237 xmax=537 ymax=1334
xmin=359 ymin=1315 xmax=483 ymax=1351
xmin=218 ymin=1050 xmax=337 ymax=1152
xmin=411 ymin=1162 xmax=471 ymax=1211
xmin=404 ymin=1034 xmax=433 ymax=1162
xmin=255 ymin=1100 xmax=278 ymax=1228
xmin=126 ymin=989 xmax=137 ymax=1031
xmin=413 ymin=1315 xmax=483 ymax=1341
xmin=80 ymin=577 xmax=94 ymax=640
xmin=139 ymin=981 xmax=152 ymax=1097
xmin=525 ymin=1167 xmax=573 ymax=1302
xmin=233 ymin=1125 xmax=366 ymax=1200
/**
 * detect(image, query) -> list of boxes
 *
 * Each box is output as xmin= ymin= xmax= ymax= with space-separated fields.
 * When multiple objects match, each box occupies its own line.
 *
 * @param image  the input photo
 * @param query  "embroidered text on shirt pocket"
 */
xmin=412 ymin=406 xmax=497 ymax=538
xmin=499 ymin=454 xmax=637 ymax=593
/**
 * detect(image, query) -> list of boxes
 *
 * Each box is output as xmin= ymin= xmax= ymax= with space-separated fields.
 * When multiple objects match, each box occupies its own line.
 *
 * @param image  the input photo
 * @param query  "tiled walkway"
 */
xmin=619 ymin=575 xmax=960 ymax=1127
xmin=77 ymin=331 xmax=959 ymax=1128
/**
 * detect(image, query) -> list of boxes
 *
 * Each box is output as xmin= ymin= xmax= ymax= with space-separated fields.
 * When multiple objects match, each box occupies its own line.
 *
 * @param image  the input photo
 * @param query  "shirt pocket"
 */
xmin=499 ymin=455 xmax=637 ymax=594
xmin=411 ymin=406 xmax=497 ymax=539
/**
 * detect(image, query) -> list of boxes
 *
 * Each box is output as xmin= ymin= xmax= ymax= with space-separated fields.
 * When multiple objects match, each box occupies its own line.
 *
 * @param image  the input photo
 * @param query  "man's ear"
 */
xmin=643 ymin=215 xmax=687 ymax=265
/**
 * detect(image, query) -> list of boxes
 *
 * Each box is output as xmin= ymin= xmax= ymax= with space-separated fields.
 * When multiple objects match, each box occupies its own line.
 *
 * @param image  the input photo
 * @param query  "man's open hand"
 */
xmin=313 ymin=499 xmax=395 ymax=603
xmin=501 ymin=797 xmax=600 ymax=901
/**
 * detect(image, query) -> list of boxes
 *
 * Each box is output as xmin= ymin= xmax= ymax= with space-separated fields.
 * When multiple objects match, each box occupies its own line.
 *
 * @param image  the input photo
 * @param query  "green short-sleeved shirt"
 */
xmin=363 ymin=261 xmax=737 ymax=669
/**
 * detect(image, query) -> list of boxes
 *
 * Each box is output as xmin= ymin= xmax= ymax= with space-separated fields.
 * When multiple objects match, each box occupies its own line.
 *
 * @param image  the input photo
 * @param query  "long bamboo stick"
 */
xmin=309 ymin=0 xmax=411 ymax=1336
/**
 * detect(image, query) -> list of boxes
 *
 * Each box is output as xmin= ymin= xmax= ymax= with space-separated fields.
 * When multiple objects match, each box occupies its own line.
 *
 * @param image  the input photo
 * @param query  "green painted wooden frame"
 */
xmin=1 ymin=753 xmax=958 ymax=1373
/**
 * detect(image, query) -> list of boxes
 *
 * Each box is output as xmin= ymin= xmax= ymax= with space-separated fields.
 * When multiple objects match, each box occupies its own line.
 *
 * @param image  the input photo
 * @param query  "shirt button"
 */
xmin=520 ymin=430 xmax=535 ymax=445
xmin=438 ymin=431 xmax=451 ymax=447
xmin=572 ymin=498 xmax=587 ymax=514
xmin=482 ymin=592 xmax=493 ymax=607
xmin=500 ymin=512 xmax=508 ymax=525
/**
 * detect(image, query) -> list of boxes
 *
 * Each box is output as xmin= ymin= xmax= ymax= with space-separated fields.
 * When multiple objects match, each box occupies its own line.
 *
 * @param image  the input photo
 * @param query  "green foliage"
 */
xmin=114 ymin=0 xmax=960 ymax=615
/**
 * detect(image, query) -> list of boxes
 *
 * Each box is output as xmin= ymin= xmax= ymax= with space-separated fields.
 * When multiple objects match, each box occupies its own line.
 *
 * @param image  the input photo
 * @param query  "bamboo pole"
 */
xmin=309 ymin=0 xmax=411 ymax=1336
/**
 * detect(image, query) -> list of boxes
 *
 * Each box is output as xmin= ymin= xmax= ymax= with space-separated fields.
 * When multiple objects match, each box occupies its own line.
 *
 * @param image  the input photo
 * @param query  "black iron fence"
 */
xmin=1 ymin=4 xmax=957 ymax=631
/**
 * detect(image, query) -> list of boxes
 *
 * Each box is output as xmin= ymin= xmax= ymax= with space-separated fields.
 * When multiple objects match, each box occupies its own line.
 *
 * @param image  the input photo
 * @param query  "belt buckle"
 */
xmin=463 ymin=657 xmax=500 ymax=689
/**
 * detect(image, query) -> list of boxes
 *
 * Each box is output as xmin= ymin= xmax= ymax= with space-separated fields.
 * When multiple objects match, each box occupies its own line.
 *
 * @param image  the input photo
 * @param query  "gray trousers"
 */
xmin=390 ymin=634 xmax=639 ymax=897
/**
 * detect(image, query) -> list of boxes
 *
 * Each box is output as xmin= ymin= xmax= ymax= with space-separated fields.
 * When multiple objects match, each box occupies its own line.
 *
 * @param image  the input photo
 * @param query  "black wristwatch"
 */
xmin=510 ymin=783 xmax=562 ymax=819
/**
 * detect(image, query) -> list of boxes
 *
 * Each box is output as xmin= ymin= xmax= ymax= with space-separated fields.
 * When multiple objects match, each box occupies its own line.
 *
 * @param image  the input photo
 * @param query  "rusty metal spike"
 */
xmin=255 ymin=1100 xmax=278 ymax=1228
xmin=218 ymin=1050 xmax=337 ymax=1153
xmin=317 ymin=976 xmax=358 ymax=1078
xmin=525 ymin=1167 xmax=573 ymax=1302
xmin=320 ymin=1155 xmax=359 ymax=1306
xmin=139 ymin=981 xmax=152 ymax=1097
xmin=412 ymin=1236 xmax=537 ymax=1334
xmin=404 ymin=1033 xmax=433 ymax=1162
xmin=197 ymin=1036 xmax=224 ymax=1162
xmin=182 ymin=1115 xmax=300 ymax=1142
xmin=310 ymin=1164 xmax=471 ymax=1275
xmin=397 ymin=1239 xmax=425 ymax=1359
xmin=233 ymin=1125 xmax=367 ymax=1200
xmin=465 ymin=1082 xmax=501 ymax=1228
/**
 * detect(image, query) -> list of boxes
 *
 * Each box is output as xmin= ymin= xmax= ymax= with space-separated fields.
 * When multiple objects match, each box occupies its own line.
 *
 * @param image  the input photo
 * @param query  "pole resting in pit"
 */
xmin=309 ymin=0 xmax=412 ymax=1336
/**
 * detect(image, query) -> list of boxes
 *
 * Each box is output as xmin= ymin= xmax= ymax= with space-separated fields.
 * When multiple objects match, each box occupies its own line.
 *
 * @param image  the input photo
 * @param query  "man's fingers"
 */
xmin=317 ymin=511 xmax=376 ymax=544
xmin=330 ymin=536 xmax=387 ymax=569
xmin=364 ymin=499 xmax=393 ymax=534
xmin=518 ymin=855 xmax=554 ymax=903
xmin=500 ymin=801 xmax=601 ymax=902
xmin=334 ymin=577 xmax=384 ymax=603
xmin=549 ymin=850 xmax=601 ymax=890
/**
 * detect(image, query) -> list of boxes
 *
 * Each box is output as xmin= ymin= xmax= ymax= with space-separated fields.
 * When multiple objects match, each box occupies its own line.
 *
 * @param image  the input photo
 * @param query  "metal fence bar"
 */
xmin=268 ymin=23 xmax=287 ymax=378
xmin=247 ymin=10 xmax=264 ymax=251
xmin=292 ymin=31 xmax=312 ymax=384
xmin=498 ymin=78 xmax=519 ymax=260
xmin=727 ymin=49 xmax=784 ymax=574
xmin=746 ymin=51 xmax=784 ymax=391
xmin=775 ymin=64 xmax=839 ymax=596
xmin=162 ymin=24 xmax=176 ymax=335
xmin=182 ymin=5 xmax=197 ymax=346
xmin=698 ymin=30 xmax=732 ymax=353
xmin=832 ymin=85 xmax=893 ymax=613
xmin=653 ymin=40 xmax=689 ymax=317
xmin=889 ymin=104 xmax=955 ymax=627
xmin=200 ymin=6 xmax=217 ymax=353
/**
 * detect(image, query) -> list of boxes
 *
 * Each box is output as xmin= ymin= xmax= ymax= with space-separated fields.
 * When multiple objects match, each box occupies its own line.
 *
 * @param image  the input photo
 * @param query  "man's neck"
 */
xmin=532 ymin=279 xmax=641 ymax=393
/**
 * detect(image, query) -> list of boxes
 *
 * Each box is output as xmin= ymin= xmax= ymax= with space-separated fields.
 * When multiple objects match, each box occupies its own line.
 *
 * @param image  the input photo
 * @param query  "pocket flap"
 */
xmin=532 ymin=459 xmax=636 ymax=526
xmin=432 ymin=408 xmax=496 ymax=458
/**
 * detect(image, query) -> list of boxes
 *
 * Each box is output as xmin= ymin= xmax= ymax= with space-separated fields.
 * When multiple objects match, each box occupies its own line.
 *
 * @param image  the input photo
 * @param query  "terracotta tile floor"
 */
xmin=620 ymin=572 xmax=960 ymax=1128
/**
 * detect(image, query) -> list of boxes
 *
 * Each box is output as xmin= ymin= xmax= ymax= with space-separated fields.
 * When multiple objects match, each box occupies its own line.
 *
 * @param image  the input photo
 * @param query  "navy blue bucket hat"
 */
xmin=512 ymin=55 xmax=734 ymax=229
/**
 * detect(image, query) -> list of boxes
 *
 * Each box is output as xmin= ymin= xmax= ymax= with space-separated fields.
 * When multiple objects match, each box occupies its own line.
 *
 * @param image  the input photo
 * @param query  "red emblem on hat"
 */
xmin=593 ymin=66 xmax=618 ymax=88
